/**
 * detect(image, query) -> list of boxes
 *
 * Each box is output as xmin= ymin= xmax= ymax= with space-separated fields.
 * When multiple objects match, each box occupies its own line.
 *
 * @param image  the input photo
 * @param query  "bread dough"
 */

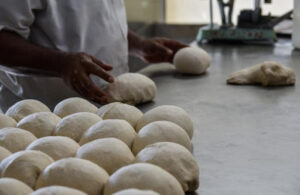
xmin=227 ymin=61 xmax=296 ymax=86
xmin=138 ymin=63 xmax=176 ymax=77
xmin=31 ymin=186 xmax=87 ymax=195
xmin=97 ymin=102 xmax=143 ymax=128
xmin=136 ymin=142 xmax=199 ymax=192
xmin=26 ymin=136 xmax=80 ymax=161
xmin=6 ymin=99 xmax=51 ymax=122
xmin=0 ymin=178 xmax=33 ymax=195
xmin=0 ymin=127 xmax=37 ymax=152
xmin=103 ymin=163 xmax=184 ymax=195
xmin=55 ymin=112 xmax=102 ymax=142
xmin=132 ymin=121 xmax=192 ymax=155
xmin=17 ymin=112 xmax=61 ymax=138
xmin=79 ymin=119 xmax=137 ymax=147
xmin=113 ymin=189 xmax=159 ymax=195
xmin=36 ymin=158 xmax=109 ymax=195
xmin=53 ymin=97 xmax=98 ymax=118
xmin=136 ymin=105 xmax=194 ymax=138
xmin=0 ymin=150 xmax=54 ymax=188
xmin=0 ymin=146 xmax=11 ymax=162
xmin=0 ymin=114 xmax=17 ymax=129
xmin=105 ymin=73 xmax=157 ymax=105
xmin=77 ymin=138 xmax=134 ymax=175
xmin=174 ymin=47 xmax=210 ymax=75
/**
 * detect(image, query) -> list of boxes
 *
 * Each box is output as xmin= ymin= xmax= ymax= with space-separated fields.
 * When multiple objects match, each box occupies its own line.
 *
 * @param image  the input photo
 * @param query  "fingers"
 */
xmin=90 ymin=55 xmax=113 ymax=71
xmin=84 ymin=61 xmax=114 ymax=83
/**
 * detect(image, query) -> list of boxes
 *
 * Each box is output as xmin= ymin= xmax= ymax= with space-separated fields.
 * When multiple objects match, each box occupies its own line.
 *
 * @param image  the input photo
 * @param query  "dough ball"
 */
xmin=97 ymin=102 xmax=143 ymax=128
xmin=113 ymin=189 xmax=159 ymax=195
xmin=76 ymin=138 xmax=134 ymax=175
xmin=26 ymin=136 xmax=80 ymax=161
xmin=0 ymin=177 xmax=33 ymax=195
xmin=55 ymin=112 xmax=102 ymax=142
xmin=17 ymin=112 xmax=61 ymax=138
xmin=0 ymin=146 xmax=11 ymax=162
xmin=6 ymin=99 xmax=51 ymax=122
xmin=79 ymin=119 xmax=137 ymax=147
xmin=174 ymin=47 xmax=210 ymax=75
xmin=105 ymin=73 xmax=157 ymax=105
xmin=53 ymin=97 xmax=98 ymax=118
xmin=0 ymin=114 xmax=17 ymax=128
xmin=136 ymin=105 xmax=194 ymax=138
xmin=104 ymin=163 xmax=184 ymax=195
xmin=31 ymin=186 xmax=87 ymax=195
xmin=0 ymin=150 xmax=54 ymax=188
xmin=0 ymin=127 xmax=37 ymax=152
xmin=36 ymin=158 xmax=109 ymax=195
xmin=136 ymin=142 xmax=199 ymax=192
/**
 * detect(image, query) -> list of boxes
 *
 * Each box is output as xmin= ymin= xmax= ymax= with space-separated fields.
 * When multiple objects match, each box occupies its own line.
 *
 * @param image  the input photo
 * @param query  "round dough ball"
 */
xmin=132 ymin=121 xmax=192 ymax=155
xmin=17 ymin=112 xmax=61 ymax=138
xmin=113 ymin=189 xmax=159 ymax=195
xmin=104 ymin=163 xmax=184 ymax=195
xmin=0 ymin=150 xmax=54 ymax=188
xmin=136 ymin=105 xmax=194 ymax=138
xmin=0 ymin=127 xmax=37 ymax=152
xmin=31 ymin=186 xmax=87 ymax=195
xmin=53 ymin=97 xmax=98 ymax=118
xmin=26 ymin=136 xmax=80 ymax=161
xmin=36 ymin=158 xmax=109 ymax=195
xmin=174 ymin=47 xmax=210 ymax=75
xmin=97 ymin=102 xmax=143 ymax=129
xmin=6 ymin=99 xmax=51 ymax=122
xmin=76 ymin=138 xmax=134 ymax=175
xmin=79 ymin=119 xmax=137 ymax=147
xmin=55 ymin=112 xmax=102 ymax=142
xmin=0 ymin=177 xmax=33 ymax=195
xmin=0 ymin=114 xmax=17 ymax=128
xmin=0 ymin=146 xmax=11 ymax=162
xmin=136 ymin=142 xmax=199 ymax=192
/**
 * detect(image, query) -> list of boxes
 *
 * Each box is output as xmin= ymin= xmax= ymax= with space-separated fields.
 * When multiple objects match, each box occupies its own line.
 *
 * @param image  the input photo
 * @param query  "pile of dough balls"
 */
xmin=0 ymin=98 xmax=199 ymax=194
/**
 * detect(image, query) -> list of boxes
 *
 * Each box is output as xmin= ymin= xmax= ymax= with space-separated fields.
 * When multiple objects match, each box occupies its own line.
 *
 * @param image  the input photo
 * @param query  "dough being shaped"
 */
xmin=77 ymin=138 xmax=134 ymax=175
xmin=174 ymin=47 xmax=210 ymax=75
xmin=55 ymin=112 xmax=102 ymax=142
xmin=26 ymin=136 xmax=80 ymax=161
xmin=0 ymin=146 xmax=11 ymax=162
xmin=132 ymin=121 xmax=192 ymax=155
xmin=136 ymin=105 xmax=194 ymax=138
xmin=227 ymin=61 xmax=296 ymax=86
xmin=53 ymin=97 xmax=98 ymax=118
xmin=0 ymin=114 xmax=17 ymax=129
xmin=136 ymin=142 xmax=199 ymax=192
xmin=6 ymin=99 xmax=51 ymax=122
xmin=0 ymin=150 xmax=54 ymax=188
xmin=17 ymin=112 xmax=61 ymax=138
xmin=0 ymin=178 xmax=33 ymax=195
xmin=105 ymin=73 xmax=157 ymax=105
xmin=0 ymin=127 xmax=37 ymax=152
xmin=36 ymin=158 xmax=109 ymax=195
xmin=31 ymin=186 xmax=87 ymax=195
xmin=103 ymin=163 xmax=184 ymax=195
xmin=79 ymin=119 xmax=137 ymax=147
xmin=97 ymin=102 xmax=143 ymax=129
xmin=138 ymin=63 xmax=176 ymax=77
xmin=113 ymin=189 xmax=159 ymax=195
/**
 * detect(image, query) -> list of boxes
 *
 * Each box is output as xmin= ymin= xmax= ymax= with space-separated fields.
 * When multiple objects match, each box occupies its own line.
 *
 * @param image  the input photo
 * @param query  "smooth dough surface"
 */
xmin=105 ymin=73 xmax=157 ymax=105
xmin=0 ymin=114 xmax=17 ymax=129
xmin=55 ymin=112 xmax=102 ymax=142
xmin=136 ymin=142 xmax=199 ymax=192
xmin=26 ymin=136 xmax=80 ymax=161
xmin=6 ymin=99 xmax=51 ymax=122
xmin=113 ymin=189 xmax=159 ymax=195
xmin=53 ymin=97 xmax=98 ymax=118
xmin=104 ymin=163 xmax=184 ymax=195
xmin=0 ymin=146 xmax=11 ymax=162
xmin=31 ymin=186 xmax=87 ymax=195
xmin=77 ymin=138 xmax=134 ymax=175
xmin=36 ymin=158 xmax=109 ymax=195
xmin=0 ymin=177 xmax=33 ymax=195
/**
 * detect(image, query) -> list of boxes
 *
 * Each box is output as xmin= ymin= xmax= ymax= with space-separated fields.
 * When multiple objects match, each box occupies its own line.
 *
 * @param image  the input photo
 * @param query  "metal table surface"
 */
xmin=138 ymin=39 xmax=300 ymax=195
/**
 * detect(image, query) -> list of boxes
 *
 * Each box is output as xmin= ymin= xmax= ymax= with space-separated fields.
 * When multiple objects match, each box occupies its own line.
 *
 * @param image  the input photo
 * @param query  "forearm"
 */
xmin=127 ymin=30 xmax=144 ymax=55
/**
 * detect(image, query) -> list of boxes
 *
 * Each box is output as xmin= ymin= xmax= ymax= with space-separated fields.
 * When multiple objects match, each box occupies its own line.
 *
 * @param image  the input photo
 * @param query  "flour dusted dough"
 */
xmin=53 ymin=97 xmax=98 ymax=118
xmin=104 ymin=163 xmax=184 ymax=195
xmin=36 ymin=158 xmax=109 ymax=195
xmin=26 ymin=136 xmax=80 ymax=161
xmin=105 ymin=73 xmax=157 ymax=105
xmin=113 ymin=189 xmax=159 ymax=195
xmin=0 ymin=150 xmax=54 ymax=188
xmin=6 ymin=99 xmax=51 ymax=122
xmin=136 ymin=105 xmax=194 ymax=138
xmin=0 ymin=114 xmax=17 ymax=129
xmin=0 ymin=146 xmax=11 ymax=162
xmin=31 ymin=186 xmax=87 ymax=195
xmin=227 ymin=61 xmax=296 ymax=86
xmin=55 ymin=112 xmax=102 ymax=142
xmin=0 ymin=178 xmax=33 ymax=195
xmin=79 ymin=119 xmax=137 ymax=147
xmin=0 ymin=127 xmax=37 ymax=152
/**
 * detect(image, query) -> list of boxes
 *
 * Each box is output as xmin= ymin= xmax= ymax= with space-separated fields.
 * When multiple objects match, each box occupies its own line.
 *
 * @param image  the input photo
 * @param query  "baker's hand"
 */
xmin=60 ymin=52 xmax=114 ymax=104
